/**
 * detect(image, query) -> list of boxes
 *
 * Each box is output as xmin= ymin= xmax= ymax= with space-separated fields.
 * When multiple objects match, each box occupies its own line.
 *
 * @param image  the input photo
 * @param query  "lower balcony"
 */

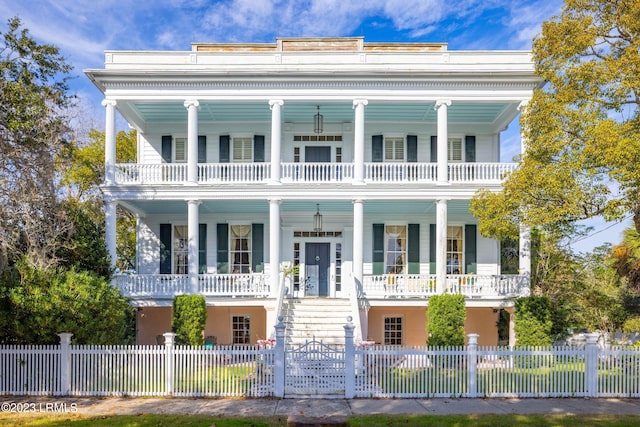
xmin=113 ymin=273 xmax=529 ymax=300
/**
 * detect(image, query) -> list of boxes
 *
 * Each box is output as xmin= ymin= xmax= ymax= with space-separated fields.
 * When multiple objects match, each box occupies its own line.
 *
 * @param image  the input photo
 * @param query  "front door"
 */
xmin=305 ymin=243 xmax=330 ymax=297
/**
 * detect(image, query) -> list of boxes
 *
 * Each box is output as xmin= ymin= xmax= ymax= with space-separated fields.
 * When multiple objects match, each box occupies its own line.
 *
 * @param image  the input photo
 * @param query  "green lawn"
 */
xmin=2 ymin=413 xmax=640 ymax=427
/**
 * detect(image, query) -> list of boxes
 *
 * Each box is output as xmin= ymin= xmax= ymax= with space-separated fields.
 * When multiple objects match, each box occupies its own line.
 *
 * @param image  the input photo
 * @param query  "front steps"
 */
xmin=281 ymin=298 xmax=353 ymax=346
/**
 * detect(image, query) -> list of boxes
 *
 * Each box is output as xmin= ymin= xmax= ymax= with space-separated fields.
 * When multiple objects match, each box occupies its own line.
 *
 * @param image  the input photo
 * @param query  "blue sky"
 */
xmin=0 ymin=0 xmax=631 ymax=251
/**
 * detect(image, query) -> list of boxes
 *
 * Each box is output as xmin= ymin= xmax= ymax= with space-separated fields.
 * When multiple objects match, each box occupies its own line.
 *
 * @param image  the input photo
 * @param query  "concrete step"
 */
xmin=282 ymin=298 xmax=354 ymax=346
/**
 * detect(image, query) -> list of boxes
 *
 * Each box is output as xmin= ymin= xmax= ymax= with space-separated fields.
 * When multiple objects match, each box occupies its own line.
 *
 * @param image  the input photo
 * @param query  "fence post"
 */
xmin=58 ymin=333 xmax=73 ymax=396
xmin=344 ymin=316 xmax=356 ymax=399
xmin=163 ymin=332 xmax=176 ymax=396
xmin=467 ymin=333 xmax=479 ymax=398
xmin=274 ymin=316 xmax=286 ymax=398
xmin=585 ymin=333 xmax=599 ymax=397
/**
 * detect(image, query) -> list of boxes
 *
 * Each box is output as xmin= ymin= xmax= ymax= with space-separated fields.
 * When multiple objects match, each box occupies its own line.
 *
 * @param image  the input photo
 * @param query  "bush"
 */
xmin=0 ymin=261 xmax=134 ymax=344
xmin=623 ymin=316 xmax=640 ymax=334
xmin=426 ymin=294 xmax=466 ymax=346
xmin=514 ymin=296 xmax=553 ymax=347
xmin=172 ymin=295 xmax=207 ymax=346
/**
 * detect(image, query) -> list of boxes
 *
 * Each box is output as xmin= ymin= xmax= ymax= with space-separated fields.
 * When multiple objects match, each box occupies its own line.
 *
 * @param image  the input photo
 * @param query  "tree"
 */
xmin=471 ymin=0 xmax=640 ymax=242
xmin=514 ymin=296 xmax=553 ymax=347
xmin=0 ymin=17 xmax=75 ymax=270
xmin=62 ymin=129 xmax=137 ymax=271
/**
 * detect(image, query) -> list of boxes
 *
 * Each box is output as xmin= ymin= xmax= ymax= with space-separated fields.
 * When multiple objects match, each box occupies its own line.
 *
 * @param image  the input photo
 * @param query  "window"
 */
xmin=448 ymin=138 xmax=462 ymax=162
xmin=232 ymin=315 xmax=251 ymax=344
xmin=230 ymin=225 xmax=251 ymax=273
xmin=447 ymin=226 xmax=463 ymax=274
xmin=384 ymin=317 xmax=403 ymax=345
xmin=385 ymin=225 xmax=406 ymax=274
xmin=384 ymin=137 xmax=404 ymax=162
xmin=232 ymin=137 xmax=253 ymax=162
xmin=174 ymin=138 xmax=187 ymax=163
xmin=173 ymin=225 xmax=188 ymax=274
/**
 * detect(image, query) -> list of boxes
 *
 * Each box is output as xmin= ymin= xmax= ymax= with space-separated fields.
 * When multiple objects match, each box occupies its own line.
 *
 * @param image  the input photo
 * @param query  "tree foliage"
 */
xmin=426 ymin=294 xmax=466 ymax=346
xmin=0 ymin=260 xmax=134 ymax=344
xmin=471 ymin=0 xmax=640 ymax=241
xmin=62 ymin=129 xmax=138 ymax=270
xmin=0 ymin=17 xmax=75 ymax=270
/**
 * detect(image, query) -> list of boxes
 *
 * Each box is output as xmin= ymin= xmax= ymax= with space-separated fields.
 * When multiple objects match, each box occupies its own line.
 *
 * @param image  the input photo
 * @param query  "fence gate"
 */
xmin=285 ymin=339 xmax=345 ymax=397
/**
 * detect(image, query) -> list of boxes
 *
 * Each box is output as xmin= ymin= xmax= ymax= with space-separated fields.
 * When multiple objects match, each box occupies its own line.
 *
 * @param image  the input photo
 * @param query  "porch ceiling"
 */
xmin=129 ymin=100 xmax=514 ymax=126
xmin=124 ymin=199 xmax=472 ymax=216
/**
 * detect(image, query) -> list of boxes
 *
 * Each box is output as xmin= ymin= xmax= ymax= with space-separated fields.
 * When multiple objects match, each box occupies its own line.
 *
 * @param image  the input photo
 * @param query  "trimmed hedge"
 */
xmin=514 ymin=296 xmax=553 ymax=347
xmin=172 ymin=295 xmax=207 ymax=346
xmin=426 ymin=294 xmax=466 ymax=346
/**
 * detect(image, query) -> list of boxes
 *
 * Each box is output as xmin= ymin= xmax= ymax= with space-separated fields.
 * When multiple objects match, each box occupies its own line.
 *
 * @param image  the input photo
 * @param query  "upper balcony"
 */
xmin=113 ymin=162 xmax=516 ymax=186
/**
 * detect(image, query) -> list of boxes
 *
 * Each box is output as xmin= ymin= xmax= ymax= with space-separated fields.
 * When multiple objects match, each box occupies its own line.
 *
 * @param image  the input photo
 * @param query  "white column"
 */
xmin=269 ymin=100 xmax=284 ymax=184
xmin=435 ymin=100 xmax=451 ymax=185
xmin=353 ymin=99 xmax=368 ymax=184
xmin=269 ymin=198 xmax=281 ymax=297
xmin=105 ymin=200 xmax=117 ymax=269
xmin=184 ymin=100 xmax=200 ymax=184
xmin=352 ymin=199 xmax=364 ymax=340
xmin=102 ymin=99 xmax=117 ymax=185
xmin=436 ymin=198 xmax=448 ymax=293
xmin=188 ymin=199 xmax=200 ymax=294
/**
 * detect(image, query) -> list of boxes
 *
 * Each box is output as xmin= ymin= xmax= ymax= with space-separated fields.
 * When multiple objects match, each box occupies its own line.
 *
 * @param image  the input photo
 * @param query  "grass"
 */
xmin=2 ymin=413 xmax=640 ymax=427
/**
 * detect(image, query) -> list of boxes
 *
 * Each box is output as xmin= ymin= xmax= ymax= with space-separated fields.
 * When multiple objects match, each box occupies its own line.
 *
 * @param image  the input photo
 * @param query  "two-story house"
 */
xmin=85 ymin=37 xmax=542 ymax=346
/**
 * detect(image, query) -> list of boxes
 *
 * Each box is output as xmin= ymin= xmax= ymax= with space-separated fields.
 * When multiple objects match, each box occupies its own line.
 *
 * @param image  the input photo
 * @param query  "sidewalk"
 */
xmin=2 ymin=396 xmax=640 ymax=417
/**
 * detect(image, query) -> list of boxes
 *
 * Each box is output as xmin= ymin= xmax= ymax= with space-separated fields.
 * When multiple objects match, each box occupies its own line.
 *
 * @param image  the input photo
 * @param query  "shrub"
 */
xmin=0 ymin=261 xmax=134 ymax=344
xmin=514 ymin=296 xmax=553 ymax=347
xmin=172 ymin=295 xmax=207 ymax=345
xmin=623 ymin=316 xmax=640 ymax=334
xmin=426 ymin=294 xmax=466 ymax=346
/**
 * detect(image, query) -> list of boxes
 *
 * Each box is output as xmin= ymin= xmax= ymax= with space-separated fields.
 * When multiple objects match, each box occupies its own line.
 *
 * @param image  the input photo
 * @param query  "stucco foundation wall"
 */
xmin=464 ymin=307 xmax=499 ymax=346
xmin=205 ymin=306 xmax=267 ymax=345
xmin=367 ymin=306 xmax=428 ymax=346
xmin=136 ymin=307 xmax=172 ymax=345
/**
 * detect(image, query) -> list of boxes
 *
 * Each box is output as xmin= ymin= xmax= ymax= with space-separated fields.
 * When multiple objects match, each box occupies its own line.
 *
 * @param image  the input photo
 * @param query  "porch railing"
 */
xmin=113 ymin=273 xmax=270 ymax=298
xmin=113 ymin=162 xmax=515 ymax=185
xmin=280 ymin=162 xmax=354 ymax=182
xmin=362 ymin=274 xmax=529 ymax=298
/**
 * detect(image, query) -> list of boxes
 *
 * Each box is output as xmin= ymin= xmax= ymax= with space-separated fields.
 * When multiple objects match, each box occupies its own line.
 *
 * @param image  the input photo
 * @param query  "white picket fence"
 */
xmin=1 ymin=323 xmax=639 ymax=398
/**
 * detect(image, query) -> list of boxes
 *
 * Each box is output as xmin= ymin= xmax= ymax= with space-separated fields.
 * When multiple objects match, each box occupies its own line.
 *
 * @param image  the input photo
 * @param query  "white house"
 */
xmin=85 ymin=37 xmax=542 ymax=346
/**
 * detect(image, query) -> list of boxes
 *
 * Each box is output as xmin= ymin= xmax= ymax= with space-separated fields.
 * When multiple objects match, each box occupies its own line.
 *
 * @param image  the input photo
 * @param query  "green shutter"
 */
xmin=465 ymin=135 xmax=476 ymax=162
xmin=430 ymin=136 xmax=437 ymax=162
xmin=216 ymin=223 xmax=229 ymax=273
xmin=254 ymin=135 xmax=265 ymax=162
xmin=160 ymin=223 xmax=172 ymax=274
xmin=199 ymin=223 xmax=207 ymax=273
xmin=252 ymin=223 xmax=264 ymax=272
xmin=219 ymin=135 xmax=230 ymax=163
xmin=373 ymin=223 xmax=385 ymax=275
xmin=429 ymin=224 xmax=436 ymax=274
xmin=408 ymin=224 xmax=420 ymax=274
xmin=465 ymin=224 xmax=477 ymax=274
xmin=407 ymin=135 xmax=417 ymax=163
xmin=372 ymin=135 xmax=383 ymax=162
xmin=198 ymin=135 xmax=207 ymax=163
xmin=161 ymin=135 xmax=172 ymax=163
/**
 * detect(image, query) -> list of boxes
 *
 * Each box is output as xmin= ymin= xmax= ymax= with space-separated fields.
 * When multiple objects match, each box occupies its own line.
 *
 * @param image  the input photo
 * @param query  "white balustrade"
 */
xmin=198 ymin=163 xmax=270 ymax=183
xmin=365 ymin=163 xmax=437 ymax=182
xmin=448 ymin=163 xmax=516 ymax=183
xmin=280 ymin=163 xmax=354 ymax=182
xmin=114 ymin=274 xmax=269 ymax=298
xmin=362 ymin=274 xmax=528 ymax=298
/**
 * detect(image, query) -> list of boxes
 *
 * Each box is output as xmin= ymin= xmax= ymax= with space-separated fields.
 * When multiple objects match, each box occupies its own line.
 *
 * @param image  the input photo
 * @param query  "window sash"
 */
xmin=230 ymin=225 xmax=252 ymax=273
xmin=448 ymin=138 xmax=462 ymax=162
xmin=447 ymin=225 xmax=463 ymax=274
xmin=232 ymin=137 xmax=253 ymax=162
xmin=385 ymin=225 xmax=406 ymax=274
xmin=174 ymin=138 xmax=187 ymax=163
xmin=384 ymin=317 xmax=403 ymax=345
xmin=173 ymin=225 xmax=188 ymax=274
xmin=384 ymin=137 xmax=404 ymax=162
xmin=232 ymin=315 xmax=251 ymax=345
